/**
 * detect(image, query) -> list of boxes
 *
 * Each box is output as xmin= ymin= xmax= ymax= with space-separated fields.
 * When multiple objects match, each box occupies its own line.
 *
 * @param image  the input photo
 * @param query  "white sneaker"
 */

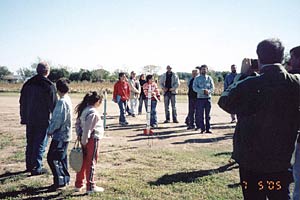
xmin=87 ymin=186 xmax=104 ymax=194
xmin=74 ymin=185 xmax=85 ymax=192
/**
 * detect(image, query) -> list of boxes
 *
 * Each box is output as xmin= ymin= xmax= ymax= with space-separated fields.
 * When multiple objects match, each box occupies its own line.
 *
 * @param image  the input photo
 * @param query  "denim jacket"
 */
xmin=47 ymin=95 xmax=72 ymax=142
xmin=192 ymin=75 xmax=215 ymax=99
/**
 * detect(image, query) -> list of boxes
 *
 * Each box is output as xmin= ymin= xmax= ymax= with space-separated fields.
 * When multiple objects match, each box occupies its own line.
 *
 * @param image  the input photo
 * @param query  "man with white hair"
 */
xmin=20 ymin=62 xmax=57 ymax=176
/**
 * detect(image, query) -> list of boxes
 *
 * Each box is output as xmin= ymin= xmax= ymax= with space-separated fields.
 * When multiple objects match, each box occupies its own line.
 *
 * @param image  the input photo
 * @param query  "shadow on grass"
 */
xmin=171 ymin=133 xmax=233 ymax=145
xmin=211 ymin=124 xmax=236 ymax=130
xmin=228 ymin=182 xmax=241 ymax=189
xmin=0 ymin=185 xmax=87 ymax=199
xmin=0 ymin=170 xmax=28 ymax=184
xmin=149 ymin=162 xmax=239 ymax=185
xmin=214 ymin=151 xmax=233 ymax=157
xmin=210 ymin=122 xmax=233 ymax=126
xmin=127 ymin=131 xmax=199 ymax=142
xmin=100 ymin=146 xmax=138 ymax=154
xmin=106 ymin=123 xmax=146 ymax=130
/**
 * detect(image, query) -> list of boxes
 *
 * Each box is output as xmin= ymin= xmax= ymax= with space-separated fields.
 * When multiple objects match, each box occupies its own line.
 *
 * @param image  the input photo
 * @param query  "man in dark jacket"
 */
xmin=186 ymin=68 xmax=199 ymax=130
xmin=20 ymin=62 xmax=57 ymax=175
xmin=218 ymin=39 xmax=300 ymax=199
xmin=288 ymin=45 xmax=300 ymax=200
xmin=224 ymin=64 xmax=237 ymax=123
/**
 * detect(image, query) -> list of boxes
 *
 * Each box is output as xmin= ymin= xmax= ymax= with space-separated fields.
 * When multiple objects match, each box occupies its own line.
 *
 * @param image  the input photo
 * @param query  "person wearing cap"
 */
xmin=19 ymin=62 xmax=57 ymax=176
xmin=128 ymin=71 xmax=141 ymax=117
xmin=159 ymin=65 xmax=180 ymax=123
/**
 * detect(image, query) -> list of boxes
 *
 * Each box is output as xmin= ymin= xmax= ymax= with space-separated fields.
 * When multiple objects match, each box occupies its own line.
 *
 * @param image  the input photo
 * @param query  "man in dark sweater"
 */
xmin=159 ymin=65 xmax=180 ymax=123
xmin=20 ymin=62 xmax=57 ymax=175
xmin=288 ymin=45 xmax=300 ymax=200
xmin=218 ymin=39 xmax=300 ymax=199
xmin=186 ymin=69 xmax=199 ymax=129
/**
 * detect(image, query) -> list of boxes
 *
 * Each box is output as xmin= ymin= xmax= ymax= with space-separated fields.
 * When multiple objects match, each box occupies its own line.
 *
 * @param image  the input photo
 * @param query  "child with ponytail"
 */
xmin=74 ymin=91 xmax=104 ymax=194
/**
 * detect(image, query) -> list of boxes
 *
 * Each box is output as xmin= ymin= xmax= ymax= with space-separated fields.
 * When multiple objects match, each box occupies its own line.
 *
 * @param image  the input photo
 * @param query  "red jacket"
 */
xmin=113 ymin=80 xmax=130 ymax=101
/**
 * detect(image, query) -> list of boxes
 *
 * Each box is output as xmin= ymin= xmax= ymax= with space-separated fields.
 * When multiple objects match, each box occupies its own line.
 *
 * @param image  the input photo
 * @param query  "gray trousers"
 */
xmin=164 ymin=93 xmax=177 ymax=121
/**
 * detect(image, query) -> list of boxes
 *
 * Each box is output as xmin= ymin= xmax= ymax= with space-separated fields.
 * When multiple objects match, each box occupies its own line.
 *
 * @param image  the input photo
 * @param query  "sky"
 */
xmin=0 ymin=0 xmax=300 ymax=74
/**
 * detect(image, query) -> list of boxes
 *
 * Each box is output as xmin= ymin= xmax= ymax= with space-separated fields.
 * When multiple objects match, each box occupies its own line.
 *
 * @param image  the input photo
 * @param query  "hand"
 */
xmin=203 ymin=89 xmax=209 ymax=95
xmin=169 ymin=88 xmax=175 ymax=91
xmin=163 ymin=88 xmax=169 ymax=92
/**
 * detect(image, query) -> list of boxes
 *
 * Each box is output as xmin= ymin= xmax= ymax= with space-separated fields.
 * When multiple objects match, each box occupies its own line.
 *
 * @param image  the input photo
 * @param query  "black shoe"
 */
xmin=132 ymin=114 xmax=136 ymax=117
xmin=200 ymin=130 xmax=205 ymax=134
xmin=206 ymin=130 xmax=212 ymax=134
xmin=164 ymin=120 xmax=170 ymax=123
xmin=187 ymin=126 xmax=195 ymax=130
xmin=48 ymin=183 xmax=67 ymax=192
xmin=31 ymin=168 xmax=48 ymax=176
xmin=120 ymin=122 xmax=129 ymax=126
xmin=195 ymin=128 xmax=200 ymax=131
xmin=173 ymin=119 xmax=179 ymax=123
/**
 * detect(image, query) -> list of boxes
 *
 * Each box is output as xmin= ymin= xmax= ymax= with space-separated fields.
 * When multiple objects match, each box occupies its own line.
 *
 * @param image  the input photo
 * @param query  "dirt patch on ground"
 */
xmin=0 ymin=94 xmax=235 ymax=173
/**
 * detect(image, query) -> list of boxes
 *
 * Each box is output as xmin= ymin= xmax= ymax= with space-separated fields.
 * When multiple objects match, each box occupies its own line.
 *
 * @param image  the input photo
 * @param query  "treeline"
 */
xmin=1 ymin=65 xmax=230 ymax=84
xmin=177 ymin=71 xmax=228 ymax=83
xmin=17 ymin=65 xmax=120 ymax=82
xmin=0 ymin=58 xmax=229 ymax=83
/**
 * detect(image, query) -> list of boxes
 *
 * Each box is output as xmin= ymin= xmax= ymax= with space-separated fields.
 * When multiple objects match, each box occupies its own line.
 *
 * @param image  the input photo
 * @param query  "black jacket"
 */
xmin=218 ymin=64 xmax=300 ymax=172
xmin=289 ymin=68 xmax=300 ymax=143
xmin=19 ymin=75 xmax=57 ymax=126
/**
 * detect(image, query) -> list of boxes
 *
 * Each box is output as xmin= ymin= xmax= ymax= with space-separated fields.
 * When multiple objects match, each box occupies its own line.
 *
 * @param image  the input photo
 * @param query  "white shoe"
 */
xmin=74 ymin=185 xmax=85 ymax=192
xmin=87 ymin=185 xmax=104 ymax=194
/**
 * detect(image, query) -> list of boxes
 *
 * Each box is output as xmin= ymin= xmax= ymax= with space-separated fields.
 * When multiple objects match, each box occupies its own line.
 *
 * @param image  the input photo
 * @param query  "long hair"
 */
xmin=75 ymin=91 xmax=103 ymax=119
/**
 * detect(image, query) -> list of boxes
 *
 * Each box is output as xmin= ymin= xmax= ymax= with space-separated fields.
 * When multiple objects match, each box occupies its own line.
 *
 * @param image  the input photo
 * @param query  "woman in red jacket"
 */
xmin=113 ymin=72 xmax=130 ymax=126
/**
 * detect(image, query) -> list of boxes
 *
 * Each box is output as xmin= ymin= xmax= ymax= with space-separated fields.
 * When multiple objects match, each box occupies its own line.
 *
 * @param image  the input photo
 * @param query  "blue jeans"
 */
xmin=164 ymin=93 xmax=177 ymax=121
xmin=138 ymin=98 xmax=147 ymax=114
xmin=293 ymin=143 xmax=300 ymax=200
xmin=195 ymin=98 xmax=211 ymax=131
xmin=47 ymin=140 xmax=70 ymax=186
xmin=187 ymin=97 xmax=197 ymax=127
xmin=26 ymin=124 xmax=48 ymax=172
xmin=118 ymin=100 xmax=127 ymax=123
xmin=146 ymin=100 xmax=157 ymax=126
